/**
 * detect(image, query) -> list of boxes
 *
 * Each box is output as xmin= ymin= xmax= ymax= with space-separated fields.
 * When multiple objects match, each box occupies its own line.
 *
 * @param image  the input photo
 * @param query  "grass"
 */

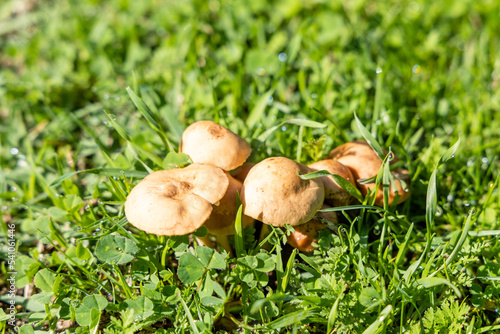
xmin=1 ymin=0 xmax=499 ymax=332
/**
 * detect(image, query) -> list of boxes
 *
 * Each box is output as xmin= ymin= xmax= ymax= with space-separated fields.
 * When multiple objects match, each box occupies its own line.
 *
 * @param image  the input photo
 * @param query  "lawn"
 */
xmin=0 ymin=0 xmax=499 ymax=333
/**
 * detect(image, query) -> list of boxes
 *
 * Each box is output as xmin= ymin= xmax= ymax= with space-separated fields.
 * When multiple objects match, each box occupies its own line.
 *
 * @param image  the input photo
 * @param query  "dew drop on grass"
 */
xmin=464 ymin=202 xmax=470 ymax=207
xmin=481 ymin=157 xmax=489 ymax=164
xmin=281 ymin=126 xmax=287 ymax=131
xmin=114 ymin=96 xmax=120 ymax=102
xmin=278 ymin=52 xmax=288 ymax=62
xmin=257 ymin=68 xmax=266 ymax=76
xmin=268 ymin=95 xmax=274 ymax=104
xmin=376 ymin=67 xmax=383 ymax=74
xmin=77 ymin=226 xmax=82 ymax=231
xmin=311 ymin=93 xmax=318 ymax=99
xmin=103 ymin=94 xmax=110 ymax=100
xmin=435 ymin=206 xmax=443 ymax=217
xmin=10 ymin=148 xmax=19 ymax=155
xmin=447 ymin=194 xmax=455 ymax=202
xmin=467 ymin=159 xmax=474 ymax=167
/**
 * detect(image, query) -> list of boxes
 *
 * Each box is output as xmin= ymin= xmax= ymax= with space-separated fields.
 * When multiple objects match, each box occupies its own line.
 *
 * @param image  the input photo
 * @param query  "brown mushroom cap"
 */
xmin=203 ymin=173 xmax=254 ymax=236
xmin=308 ymin=160 xmax=356 ymax=207
xmin=241 ymin=157 xmax=325 ymax=227
xmin=286 ymin=205 xmax=338 ymax=252
xmin=329 ymin=140 xmax=410 ymax=207
xmin=124 ymin=164 xmax=229 ymax=236
xmin=180 ymin=121 xmax=252 ymax=171
xmin=230 ymin=162 xmax=256 ymax=183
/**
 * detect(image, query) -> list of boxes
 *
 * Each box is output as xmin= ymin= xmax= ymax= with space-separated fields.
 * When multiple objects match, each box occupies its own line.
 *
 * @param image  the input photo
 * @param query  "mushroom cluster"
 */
xmin=125 ymin=121 xmax=411 ymax=254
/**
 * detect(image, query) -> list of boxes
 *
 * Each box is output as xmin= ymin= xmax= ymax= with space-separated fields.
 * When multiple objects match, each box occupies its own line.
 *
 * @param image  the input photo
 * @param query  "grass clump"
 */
xmin=1 ymin=0 xmax=499 ymax=333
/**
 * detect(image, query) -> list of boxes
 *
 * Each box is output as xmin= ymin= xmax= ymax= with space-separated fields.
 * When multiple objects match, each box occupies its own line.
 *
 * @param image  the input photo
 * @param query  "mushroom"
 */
xmin=124 ymin=163 xmax=229 ymax=236
xmin=241 ymin=157 xmax=325 ymax=227
xmin=180 ymin=121 xmax=252 ymax=171
xmin=230 ymin=162 xmax=256 ymax=182
xmin=286 ymin=206 xmax=338 ymax=252
xmin=329 ymin=140 xmax=410 ymax=207
xmin=308 ymin=159 xmax=356 ymax=207
xmin=202 ymin=173 xmax=254 ymax=252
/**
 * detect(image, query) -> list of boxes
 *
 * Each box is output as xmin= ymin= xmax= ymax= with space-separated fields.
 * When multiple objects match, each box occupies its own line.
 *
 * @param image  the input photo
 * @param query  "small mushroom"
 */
xmin=286 ymin=206 xmax=338 ymax=253
xmin=124 ymin=163 xmax=229 ymax=236
xmin=329 ymin=140 xmax=410 ymax=207
xmin=180 ymin=121 xmax=252 ymax=171
xmin=203 ymin=173 xmax=250 ymax=235
xmin=308 ymin=159 xmax=356 ymax=207
xmin=230 ymin=162 xmax=256 ymax=182
xmin=242 ymin=157 xmax=325 ymax=227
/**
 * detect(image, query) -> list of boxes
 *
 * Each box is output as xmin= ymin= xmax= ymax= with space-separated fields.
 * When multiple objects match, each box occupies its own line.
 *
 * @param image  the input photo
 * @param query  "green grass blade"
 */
xmin=438 ymin=137 xmax=461 ymax=165
xmin=247 ymin=87 xmax=275 ymax=128
xmin=298 ymin=171 xmax=363 ymax=202
xmin=444 ymin=209 xmax=474 ymax=268
xmin=327 ymin=294 xmax=342 ymax=333
xmin=287 ymin=118 xmax=327 ymax=128
xmin=417 ymin=277 xmax=461 ymax=298
xmin=394 ymin=223 xmax=414 ymax=268
xmin=179 ymin=295 xmax=200 ymax=334
xmin=279 ymin=248 xmax=297 ymax=293
xmin=49 ymin=169 xmax=148 ymax=187
xmin=296 ymin=125 xmax=304 ymax=163
xmin=354 ymin=112 xmax=384 ymax=158
xmin=426 ymin=169 xmax=438 ymax=238
xmin=126 ymin=87 xmax=174 ymax=152
xmin=362 ymin=304 xmax=392 ymax=334
xmin=266 ymin=307 xmax=320 ymax=330
xmin=234 ymin=204 xmax=245 ymax=258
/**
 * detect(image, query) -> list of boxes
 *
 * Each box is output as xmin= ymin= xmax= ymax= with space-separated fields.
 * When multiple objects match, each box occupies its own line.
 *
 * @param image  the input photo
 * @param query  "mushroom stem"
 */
xmin=215 ymin=235 xmax=233 ymax=256
xmin=196 ymin=235 xmax=215 ymax=248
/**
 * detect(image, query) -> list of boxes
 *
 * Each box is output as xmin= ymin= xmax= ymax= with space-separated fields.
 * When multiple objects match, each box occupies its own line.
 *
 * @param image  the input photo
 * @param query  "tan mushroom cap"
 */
xmin=286 ymin=206 xmax=338 ymax=252
xmin=180 ymin=121 xmax=252 ymax=171
xmin=329 ymin=140 xmax=410 ymax=207
xmin=308 ymin=160 xmax=356 ymax=207
xmin=203 ymin=173 xmax=254 ymax=236
xmin=124 ymin=164 xmax=229 ymax=236
xmin=241 ymin=157 xmax=325 ymax=227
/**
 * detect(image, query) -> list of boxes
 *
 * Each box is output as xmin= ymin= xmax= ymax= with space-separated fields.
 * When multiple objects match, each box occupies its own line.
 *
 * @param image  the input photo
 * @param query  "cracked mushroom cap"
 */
xmin=286 ymin=205 xmax=338 ymax=252
xmin=329 ymin=140 xmax=410 ymax=207
xmin=203 ymin=173 xmax=254 ymax=236
xmin=124 ymin=164 xmax=229 ymax=236
xmin=308 ymin=159 xmax=356 ymax=207
xmin=241 ymin=157 xmax=325 ymax=227
xmin=180 ymin=121 xmax=252 ymax=171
